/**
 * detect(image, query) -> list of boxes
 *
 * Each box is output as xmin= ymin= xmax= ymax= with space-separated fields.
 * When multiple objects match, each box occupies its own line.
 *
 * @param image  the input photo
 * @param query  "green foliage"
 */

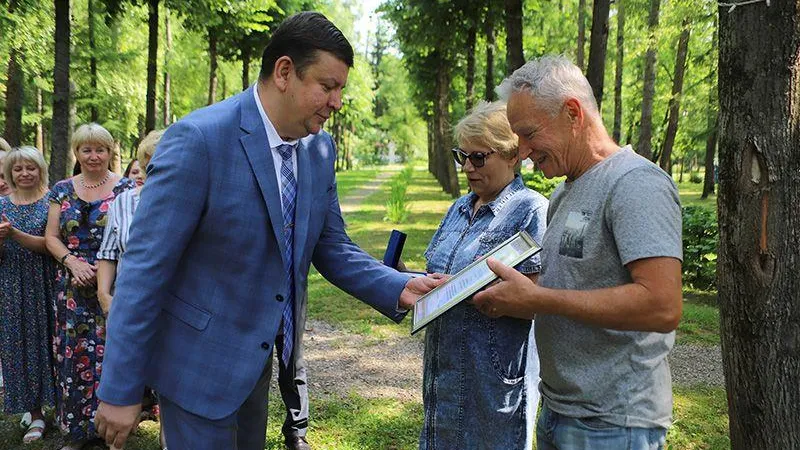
xmin=521 ymin=170 xmax=564 ymax=198
xmin=384 ymin=166 xmax=413 ymax=223
xmin=689 ymin=172 xmax=703 ymax=184
xmin=682 ymin=205 xmax=718 ymax=291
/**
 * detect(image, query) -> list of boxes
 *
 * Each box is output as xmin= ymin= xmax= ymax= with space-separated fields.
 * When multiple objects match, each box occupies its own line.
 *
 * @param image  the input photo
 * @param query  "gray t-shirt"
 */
xmin=535 ymin=145 xmax=682 ymax=429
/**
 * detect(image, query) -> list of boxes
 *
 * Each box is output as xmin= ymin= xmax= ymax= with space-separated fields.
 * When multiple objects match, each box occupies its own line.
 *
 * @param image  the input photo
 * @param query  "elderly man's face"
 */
xmin=507 ymin=91 xmax=574 ymax=179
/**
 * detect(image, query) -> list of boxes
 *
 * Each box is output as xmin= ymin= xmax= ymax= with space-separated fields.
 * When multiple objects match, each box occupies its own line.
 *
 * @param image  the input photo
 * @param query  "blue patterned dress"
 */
xmin=0 ymin=195 xmax=56 ymax=414
xmin=49 ymin=178 xmax=134 ymax=441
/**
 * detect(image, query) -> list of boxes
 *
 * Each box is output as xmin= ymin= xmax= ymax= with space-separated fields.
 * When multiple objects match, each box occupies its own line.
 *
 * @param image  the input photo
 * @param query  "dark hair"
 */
xmin=123 ymin=159 xmax=137 ymax=177
xmin=259 ymin=12 xmax=354 ymax=80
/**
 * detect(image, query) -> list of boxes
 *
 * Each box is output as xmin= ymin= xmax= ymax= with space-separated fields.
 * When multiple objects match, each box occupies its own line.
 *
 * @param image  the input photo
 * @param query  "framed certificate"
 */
xmin=411 ymin=230 xmax=541 ymax=334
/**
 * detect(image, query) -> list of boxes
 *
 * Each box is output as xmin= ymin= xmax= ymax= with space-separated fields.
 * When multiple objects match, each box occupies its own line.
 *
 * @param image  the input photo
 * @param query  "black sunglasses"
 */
xmin=451 ymin=148 xmax=496 ymax=168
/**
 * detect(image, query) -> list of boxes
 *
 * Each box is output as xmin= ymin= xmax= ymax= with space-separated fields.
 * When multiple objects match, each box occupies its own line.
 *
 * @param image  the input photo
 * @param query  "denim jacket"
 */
xmin=419 ymin=175 xmax=548 ymax=450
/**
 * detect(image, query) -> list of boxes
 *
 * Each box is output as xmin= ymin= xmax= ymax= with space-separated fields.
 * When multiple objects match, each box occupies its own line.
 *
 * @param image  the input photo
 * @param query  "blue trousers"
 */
xmin=536 ymin=404 xmax=667 ymax=450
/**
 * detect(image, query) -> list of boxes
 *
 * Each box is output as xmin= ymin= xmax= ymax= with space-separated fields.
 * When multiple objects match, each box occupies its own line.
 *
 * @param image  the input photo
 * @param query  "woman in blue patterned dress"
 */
xmin=45 ymin=124 xmax=135 ymax=450
xmin=419 ymin=102 xmax=549 ymax=450
xmin=0 ymin=147 xmax=56 ymax=444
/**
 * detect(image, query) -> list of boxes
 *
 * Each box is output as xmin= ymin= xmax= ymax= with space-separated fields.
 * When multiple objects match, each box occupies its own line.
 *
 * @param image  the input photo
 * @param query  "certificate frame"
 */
xmin=411 ymin=230 xmax=541 ymax=334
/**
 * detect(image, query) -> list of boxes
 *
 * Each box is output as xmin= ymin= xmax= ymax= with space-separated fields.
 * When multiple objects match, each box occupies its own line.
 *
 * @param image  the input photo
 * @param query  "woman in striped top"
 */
xmin=96 ymin=129 xmax=166 ymax=448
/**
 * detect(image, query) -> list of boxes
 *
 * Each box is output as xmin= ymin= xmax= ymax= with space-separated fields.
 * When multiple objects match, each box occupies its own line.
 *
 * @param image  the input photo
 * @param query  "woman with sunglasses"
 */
xmin=419 ymin=101 xmax=548 ymax=450
xmin=45 ymin=123 xmax=135 ymax=450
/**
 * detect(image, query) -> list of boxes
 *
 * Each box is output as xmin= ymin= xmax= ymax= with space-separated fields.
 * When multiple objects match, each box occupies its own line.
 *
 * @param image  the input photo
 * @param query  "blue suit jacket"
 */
xmin=97 ymin=87 xmax=409 ymax=419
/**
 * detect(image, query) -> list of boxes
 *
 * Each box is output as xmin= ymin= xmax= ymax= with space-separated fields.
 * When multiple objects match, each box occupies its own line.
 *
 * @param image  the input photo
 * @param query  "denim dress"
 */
xmin=419 ymin=176 xmax=548 ymax=450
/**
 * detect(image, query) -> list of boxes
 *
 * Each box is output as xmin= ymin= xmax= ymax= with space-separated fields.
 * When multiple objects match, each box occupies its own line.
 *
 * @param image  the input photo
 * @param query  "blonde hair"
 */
xmin=0 ymin=137 xmax=11 ymax=153
xmin=71 ymin=123 xmax=115 ymax=159
xmin=3 ymin=146 xmax=49 ymax=191
xmin=137 ymin=129 xmax=165 ymax=171
xmin=454 ymin=101 xmax=519 ymax=159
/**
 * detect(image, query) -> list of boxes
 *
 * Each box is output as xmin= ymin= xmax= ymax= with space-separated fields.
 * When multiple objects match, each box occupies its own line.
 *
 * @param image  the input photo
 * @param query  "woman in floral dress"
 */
xmin=0 ymin=147 xmax=56 ymax=444
xmin=45 ymin=123 xmax=134 ymax=450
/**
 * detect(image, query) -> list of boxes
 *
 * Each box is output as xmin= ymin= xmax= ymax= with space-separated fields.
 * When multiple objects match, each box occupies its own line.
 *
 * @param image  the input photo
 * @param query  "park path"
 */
xmin=272 ymin=170 xmax=725 ymax=402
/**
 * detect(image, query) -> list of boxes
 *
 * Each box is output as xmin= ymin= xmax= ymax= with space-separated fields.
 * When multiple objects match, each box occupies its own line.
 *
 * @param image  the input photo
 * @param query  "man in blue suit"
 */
xmin=94 ymin=12 xmax=439 ymax=450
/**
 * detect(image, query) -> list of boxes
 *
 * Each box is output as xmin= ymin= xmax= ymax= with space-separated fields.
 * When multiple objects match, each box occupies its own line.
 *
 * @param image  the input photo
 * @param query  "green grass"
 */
xmin=675 ymin=178 xmax=717 ymax=210
xmin=333 ymin=166 xmax=381 ymax=199
xmin=677 ymin=291 xmax=720 ymax=346
xmin=668 ymin=386 xmax=730 ymax=450
xmin=307 ymin=163 xmax=456 ymax=339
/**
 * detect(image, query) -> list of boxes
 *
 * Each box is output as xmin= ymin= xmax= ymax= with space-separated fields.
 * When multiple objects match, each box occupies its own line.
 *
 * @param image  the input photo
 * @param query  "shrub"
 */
xmin=384 ymin=168 xmax=412 ymax=223
xmin=682 ymin=206 xmax=718 ymax=291
xmin=521 ymin=171 xmax=564 ymax=198
xmin=689 ymin=172 xmax=703 ymax=184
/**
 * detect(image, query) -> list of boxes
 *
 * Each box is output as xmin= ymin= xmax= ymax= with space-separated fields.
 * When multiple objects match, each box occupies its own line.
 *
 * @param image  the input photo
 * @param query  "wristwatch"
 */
xmin=60 ymin=253 xmax=72 ymax=265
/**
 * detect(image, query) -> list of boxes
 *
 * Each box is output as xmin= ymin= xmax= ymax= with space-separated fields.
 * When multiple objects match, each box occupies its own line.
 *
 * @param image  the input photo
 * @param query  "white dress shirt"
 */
xmin=253 ymin=84 xmax=298 ymax=211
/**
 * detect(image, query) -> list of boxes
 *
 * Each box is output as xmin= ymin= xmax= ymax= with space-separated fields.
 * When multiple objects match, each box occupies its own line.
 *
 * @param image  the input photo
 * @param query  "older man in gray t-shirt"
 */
xmin=474 ymin=56 xmax=683 ymax=450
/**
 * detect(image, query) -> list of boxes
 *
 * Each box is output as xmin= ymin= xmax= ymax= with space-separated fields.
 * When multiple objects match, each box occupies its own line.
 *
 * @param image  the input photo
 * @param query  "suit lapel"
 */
xmin=293 ymin=140 xmax=312 ymax=267
xmin=239 ymin=86 xmax=288 ymax=266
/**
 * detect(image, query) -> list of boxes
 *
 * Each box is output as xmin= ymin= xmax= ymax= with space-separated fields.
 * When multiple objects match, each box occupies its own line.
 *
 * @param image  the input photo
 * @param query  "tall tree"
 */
xmin=701 ymin=16 xmax=718 ymax=199
xmin=465 ymin=18 xmax=477 ymax=111
xmin=612 ymin=0 xmax=625 ymax=143
xmin=718 ymin=2 xmax=800 ymax=449
xmin=484 ymin=0 xmax=497 ymax=101
xmin=207 ymin=31 xmax=218 ymax=105
xmin=3 ymin=0 xmax=24 ymax=146
xmin=163 ymin=6 xmax=172 ymax=126
xmin=88 ymin=0 xmax=99 ymax=122
xmin=50 ymin=0 xmax=71 ymax=183
xmin=577 ymin=0 xmax=586 ymax=70
xmin=636 ymin=0 xmax=661 ymax=160
xmin=585 ymin=0 xmax=611 ymax=109
xmin=145 ymin=0 xmax=158 ymax=130
xmin=504 ymin=0 xmax=524 ymax=74
xmin=658 ymin=18 xmax=690 ymax=174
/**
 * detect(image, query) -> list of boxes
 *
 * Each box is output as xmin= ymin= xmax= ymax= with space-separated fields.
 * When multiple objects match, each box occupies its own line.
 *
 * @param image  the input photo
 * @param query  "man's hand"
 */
xmin=472 ymin=258 xmax=540 ymax=319
xmin=398 ymin=273 xmax=447 ymax=310
xmin=95 ymin=401 xmax=143 ymax=449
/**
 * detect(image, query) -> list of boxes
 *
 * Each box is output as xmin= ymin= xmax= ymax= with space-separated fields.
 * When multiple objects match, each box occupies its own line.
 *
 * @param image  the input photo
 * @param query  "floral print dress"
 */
xmin=49 ymin=178 xmax=134 ymax=441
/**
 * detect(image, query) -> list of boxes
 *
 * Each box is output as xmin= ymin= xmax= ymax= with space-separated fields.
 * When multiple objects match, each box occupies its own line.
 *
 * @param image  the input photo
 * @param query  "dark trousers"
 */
xmin=275 ymin=331 xmax=309 ymax=440
xmin=160 ymin=336 xmax=308 ymax=450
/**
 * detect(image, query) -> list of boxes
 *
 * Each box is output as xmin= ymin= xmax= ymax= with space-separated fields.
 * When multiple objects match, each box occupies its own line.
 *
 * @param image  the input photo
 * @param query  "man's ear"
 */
xmin=564 ymin=98 xmax=584 ymax=130
xmin=272 ymin=56 xmax=294 ymax=92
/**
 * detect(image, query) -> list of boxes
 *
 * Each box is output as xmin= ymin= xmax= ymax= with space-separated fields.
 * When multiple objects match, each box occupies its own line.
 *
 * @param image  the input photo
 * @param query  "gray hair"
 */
xmin=496 ymin=55 xmax=599 ymax=118
xmin=3 ymin=146 xmax=49 ymax=191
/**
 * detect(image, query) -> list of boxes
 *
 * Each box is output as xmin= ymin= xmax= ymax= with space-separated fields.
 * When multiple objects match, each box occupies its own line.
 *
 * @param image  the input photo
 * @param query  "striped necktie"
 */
xmin=277 ymin=144 xmax=296 ymax=366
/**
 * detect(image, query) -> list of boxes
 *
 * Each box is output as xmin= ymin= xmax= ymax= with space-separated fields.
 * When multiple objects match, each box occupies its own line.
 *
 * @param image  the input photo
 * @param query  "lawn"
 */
xmin=0 ymin=166 xmax=730 ymax=450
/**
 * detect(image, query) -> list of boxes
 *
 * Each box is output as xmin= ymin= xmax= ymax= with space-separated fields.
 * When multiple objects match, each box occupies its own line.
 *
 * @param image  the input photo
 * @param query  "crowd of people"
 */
xmin=0 ymin=10 xmax=682 ymax=450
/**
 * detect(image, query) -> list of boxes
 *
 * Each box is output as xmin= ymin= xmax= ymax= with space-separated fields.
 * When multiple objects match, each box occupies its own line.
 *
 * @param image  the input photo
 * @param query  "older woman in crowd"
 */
xmin=0 ymin=147 xmax=56 ymax=444
xmin=419 ymin=101 xmax=548 ymax=450
xmin=0 ymin=137 xmax=13 ymax=196
xmin=45 ymin=123 xmax=135 ymax=450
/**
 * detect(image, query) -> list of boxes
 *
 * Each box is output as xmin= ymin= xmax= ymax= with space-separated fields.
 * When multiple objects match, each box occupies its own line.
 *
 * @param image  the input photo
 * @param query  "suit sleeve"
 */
xmin=97 ymin=121 xmax=210 ymax=405
xmin=311 ymin=137 xmax=410 ymax=323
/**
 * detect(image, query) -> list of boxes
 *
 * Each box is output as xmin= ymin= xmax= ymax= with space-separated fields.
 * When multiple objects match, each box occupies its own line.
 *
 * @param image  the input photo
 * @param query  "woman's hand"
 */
xmin=66 ymin=257 xmax=98 ymax=287
xmin=98 ymin=292 xmax=113 ymax=315
xmin=0 ymin=215 xmax=12 ymax=239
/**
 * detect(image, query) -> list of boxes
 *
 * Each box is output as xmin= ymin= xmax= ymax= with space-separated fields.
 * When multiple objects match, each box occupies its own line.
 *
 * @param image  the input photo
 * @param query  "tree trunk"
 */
xmin=434 ymin=60 xmax=459 ymax=198
xmin=427 ymin=118 xmax=435 ymax=175
xmin=207 ymin=31 xmax=218 ymax=105
xmin=636 ymin=0 xmax=660 ymax=160
xmin=586 ymin=0 xmax=611 ymax=110
xmin=50 ymin=0 xmax=71 ymax=184
xmin=465 ymin=22 xmax=477 ymax=111
xmin=718 ymin=2 xmax=800 ymax=449
xmin=504 ymin=0 xmax=524 ymax=75
xmin=3 ymin=48 xmax=24 ymax=147
xmin=67 ymin=81 xmax=77 ymax=176
xmin=163 ymin=7 xmax=172 ymax=127
xmin=612 ymin=0 xmax=625 ymax=143
xmin=701 ymin=19 xmax=718 ymax=199
xmin=577 ymin=0 xmax=586 ymax=71
xmin=242 ymin=47 xmax=251 ymax=91
xmin=484 ymin=6 xmax=496 ymax=102
xmin=88 ymin=0 xmax=98 ymax=122
xmin=144 ymin=0 xmax=158 ymax=133
xmin=658 ymin=19 xmax=690 ymax=175
xmin=36 ymin=87 xmax=44 ymax=151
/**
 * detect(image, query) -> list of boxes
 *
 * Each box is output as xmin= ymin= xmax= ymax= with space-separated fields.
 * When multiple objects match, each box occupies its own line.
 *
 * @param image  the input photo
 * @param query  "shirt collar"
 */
xmin=253 ymin=83 xmax=298 ymax=149
xmin=459 ymin=175 xmax=526 ymax=216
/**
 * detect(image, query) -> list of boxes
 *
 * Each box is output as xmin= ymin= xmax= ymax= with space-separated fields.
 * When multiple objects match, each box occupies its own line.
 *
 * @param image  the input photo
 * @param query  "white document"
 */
xmin=411 ymin=231 xmax=541 ymax=334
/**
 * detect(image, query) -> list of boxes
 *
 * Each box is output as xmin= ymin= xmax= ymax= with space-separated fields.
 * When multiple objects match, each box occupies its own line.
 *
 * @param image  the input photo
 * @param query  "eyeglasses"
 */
xmin=451 ymin=148 xmax=496 ymax=168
